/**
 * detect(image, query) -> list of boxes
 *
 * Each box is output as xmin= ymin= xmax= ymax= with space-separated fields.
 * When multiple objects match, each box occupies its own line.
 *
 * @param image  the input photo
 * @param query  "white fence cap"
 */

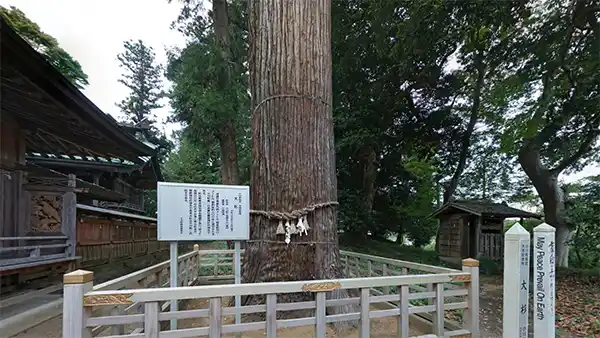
xmin=533 ymin=222 xmax=556 ymax=233
xmin=505 ymin=222 xmax=529 ymax=240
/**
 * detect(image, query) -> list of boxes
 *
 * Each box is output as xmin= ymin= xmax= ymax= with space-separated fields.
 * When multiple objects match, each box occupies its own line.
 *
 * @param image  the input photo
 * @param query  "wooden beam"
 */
xmin=61 ymin=174 xmax=77 ymax=258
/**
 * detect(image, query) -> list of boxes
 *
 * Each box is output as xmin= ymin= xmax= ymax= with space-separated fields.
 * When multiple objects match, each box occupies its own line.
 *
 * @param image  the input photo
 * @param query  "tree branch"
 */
xmin=550 ymin=121 xmax=600 ymax=174
xmin=443 ymin=52 xmax=485 ymax=203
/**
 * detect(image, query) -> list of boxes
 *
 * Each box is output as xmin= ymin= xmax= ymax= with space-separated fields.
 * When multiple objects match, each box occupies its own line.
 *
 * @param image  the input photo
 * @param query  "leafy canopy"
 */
xmin=0 ymin=6 xmax=89 ymax=88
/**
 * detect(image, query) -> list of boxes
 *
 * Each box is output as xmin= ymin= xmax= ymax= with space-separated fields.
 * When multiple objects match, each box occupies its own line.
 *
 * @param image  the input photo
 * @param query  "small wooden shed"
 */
xmin=430 ymin=200 xmax=541 ymax=264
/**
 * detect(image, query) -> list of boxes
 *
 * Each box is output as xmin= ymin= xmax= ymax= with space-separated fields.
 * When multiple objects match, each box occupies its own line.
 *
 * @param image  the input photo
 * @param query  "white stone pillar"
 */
xmin=503 ymin=223 xmax=530 ymax=338
xmin=533 ymin=223 xmax=556 ymax=338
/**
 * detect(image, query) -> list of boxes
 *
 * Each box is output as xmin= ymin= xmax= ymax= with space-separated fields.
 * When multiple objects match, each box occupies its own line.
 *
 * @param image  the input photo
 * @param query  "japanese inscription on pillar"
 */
xmin=157 ymin=182 xmax=249 ymax=241
xmin=518 ymin=239 xmax=530 ymax=338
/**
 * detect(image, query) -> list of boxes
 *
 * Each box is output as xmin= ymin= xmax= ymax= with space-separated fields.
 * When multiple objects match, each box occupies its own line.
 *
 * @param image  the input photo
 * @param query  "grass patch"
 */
xmin=339 ymin=234 xmax=446 ymax=267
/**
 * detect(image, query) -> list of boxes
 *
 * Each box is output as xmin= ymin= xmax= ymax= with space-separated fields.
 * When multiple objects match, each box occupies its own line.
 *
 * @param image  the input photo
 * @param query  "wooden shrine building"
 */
xmin=430 ymin=200 xmax=541 ymax=264
xmin=0 ymin=19 xmax=165 ymax=292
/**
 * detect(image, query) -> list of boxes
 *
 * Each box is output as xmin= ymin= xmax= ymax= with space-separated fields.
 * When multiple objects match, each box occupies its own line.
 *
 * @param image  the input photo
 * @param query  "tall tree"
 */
xmin=116 ymin=39 xmax=172 ymax=217
xmin=493 ymin=0 xmax=600 ymax=267
xmin=167 ymin=0 xmax=248 ymax=187
xmin=243 ymin=0 xmax=352 ymax=321
xmin=332 ymin=0 xmax=464 ymax=241
xmin=0 ymin=6 xmax=89 ymax=88
xmin=117 ymin=40 xmax=164 ymax=125
xmin=212 ymin=0 xmax=241 ymax=185
xmin=116 ymin=39 xmax=172 ymax=163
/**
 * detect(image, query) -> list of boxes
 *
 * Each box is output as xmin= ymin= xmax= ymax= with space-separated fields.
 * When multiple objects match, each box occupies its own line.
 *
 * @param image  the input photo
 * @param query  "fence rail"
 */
xmin=63 ymin=248 xmax=479 ymax=338
xmin=0 ymin=235 xmax=75 ymax=271
xmin=66 ymin=245 xmax=203 ymax=337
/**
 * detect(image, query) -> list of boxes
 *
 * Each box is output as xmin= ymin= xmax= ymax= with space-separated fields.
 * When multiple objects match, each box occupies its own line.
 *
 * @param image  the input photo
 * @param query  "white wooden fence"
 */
xmin=62 ymin=249 xmax=480 ymax=338
xmin=503 ymin=223 xmax=556 ymax=338
xmin=62 ymin=245 xmax=205 ymax=337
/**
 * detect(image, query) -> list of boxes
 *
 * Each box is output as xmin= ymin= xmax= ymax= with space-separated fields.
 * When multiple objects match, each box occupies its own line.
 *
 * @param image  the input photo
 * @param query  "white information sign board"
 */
xmin=157 ymin=182 xmax=250 ymax=241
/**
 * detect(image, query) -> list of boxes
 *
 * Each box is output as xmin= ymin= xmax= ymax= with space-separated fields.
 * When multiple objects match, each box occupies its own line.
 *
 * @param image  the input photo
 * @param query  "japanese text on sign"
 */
xmin=157 ymin=182 xmax=250 ymax=241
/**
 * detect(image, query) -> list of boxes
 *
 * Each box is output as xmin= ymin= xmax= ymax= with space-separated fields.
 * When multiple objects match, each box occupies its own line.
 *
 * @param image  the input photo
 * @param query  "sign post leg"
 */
xmin=170 ymin=241 xmax=179 ymax=330
xmin=235 ymin=241 xmax=242 ymax=336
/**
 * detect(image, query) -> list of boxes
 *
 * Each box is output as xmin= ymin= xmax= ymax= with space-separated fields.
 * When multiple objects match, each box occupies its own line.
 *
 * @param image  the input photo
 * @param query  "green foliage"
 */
xmin=0 ymin=6 xmax=89 ymax=88
xmin=164 ymin=133 xmax=222 ymax=184
xmin=566 ymin=175 xmax=600 ymax=269
xmin=340 ymin=234 xmax=445 ymax=267
xmin=116 ymin=39 xmax=173 ymax=165
xmin=165 ymin=0 xmax=250 ymax=184
xmin=331 ymin=0 xmax=464 ymax=243
xmin=504 ymin=218 xmax=544 ymax=233
xmin=478 ymin=257 xmax=502 ymax=276
xmin=488 ymin=0 xmax=600 ymax=173
xmin=161 ymin=0 xmax=599 ymax=262
xmin=117 ymin=40 xmax=165 ymax=125
xmin=115 ymin=39 xmax=173 ymax=217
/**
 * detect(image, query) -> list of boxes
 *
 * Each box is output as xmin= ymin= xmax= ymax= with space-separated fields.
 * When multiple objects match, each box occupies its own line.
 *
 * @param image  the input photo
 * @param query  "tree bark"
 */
xmin=442 ymin=53 xmax=485 ymax=204
xmin=518 ymin=145 xmax=571 ymax=267
xmin=361 ymin=147 xmax=378 ymax=214
xmin=217 ymin=121 xmax=240 ymax=185
xmin=243 ymin=0 xmax=354 ymax=328
xmin=213 ymin=0 xmax=240 ymax=250
xmin=435 ymin=52 xmax=485 ymax=253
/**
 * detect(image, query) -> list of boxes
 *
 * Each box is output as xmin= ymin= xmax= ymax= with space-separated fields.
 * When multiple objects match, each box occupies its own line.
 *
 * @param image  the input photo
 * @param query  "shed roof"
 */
xmin=429 ymin=200 xmax=541 ymax=219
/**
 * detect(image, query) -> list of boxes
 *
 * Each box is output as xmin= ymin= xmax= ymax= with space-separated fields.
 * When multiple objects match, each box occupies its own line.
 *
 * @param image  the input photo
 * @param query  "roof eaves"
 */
xmin=428 ymin=202 xmax=482 ymax=218
xmin=1 ymin=20 xmax=156 ymax=159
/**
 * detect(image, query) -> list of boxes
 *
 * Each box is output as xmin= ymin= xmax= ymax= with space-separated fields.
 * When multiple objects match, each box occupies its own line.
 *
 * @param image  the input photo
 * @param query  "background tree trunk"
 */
xmin=217 ymin=122 xmax=240 ymax=185
xmin=213 ymin=0 xmax=240 ymax=251
xmin=361 ymin=147 xmax=377 ymax=213
xmin=435 ymin=53 xmax=485 ymax=253
xmin=243 ymin=0 xmax=354 ymax=327
xmin=519 ymin=147 xmax=571 ymax=267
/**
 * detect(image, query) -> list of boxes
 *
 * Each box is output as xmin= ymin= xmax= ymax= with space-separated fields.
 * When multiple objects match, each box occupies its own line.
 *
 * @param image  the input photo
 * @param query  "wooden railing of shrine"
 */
xmin=76 ymin=206 xmax=168 ymax=267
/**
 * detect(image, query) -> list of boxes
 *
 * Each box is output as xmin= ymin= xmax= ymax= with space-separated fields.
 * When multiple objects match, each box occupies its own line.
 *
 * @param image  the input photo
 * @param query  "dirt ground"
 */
xmin=178 ymin=297 xmax=425 ymax=338
xmin=478 ymin=275 xmax=600 ymax=338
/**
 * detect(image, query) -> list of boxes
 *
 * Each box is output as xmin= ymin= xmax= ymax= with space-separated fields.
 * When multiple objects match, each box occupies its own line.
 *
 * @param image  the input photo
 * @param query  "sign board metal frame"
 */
xmin=157 ymin=182 xmax=250 ymax=330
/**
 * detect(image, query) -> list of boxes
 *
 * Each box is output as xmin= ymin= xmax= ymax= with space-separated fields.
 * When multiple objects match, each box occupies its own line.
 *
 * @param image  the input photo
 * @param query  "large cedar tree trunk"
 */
xmin=243 ymin=0 xmax=353 ymax=325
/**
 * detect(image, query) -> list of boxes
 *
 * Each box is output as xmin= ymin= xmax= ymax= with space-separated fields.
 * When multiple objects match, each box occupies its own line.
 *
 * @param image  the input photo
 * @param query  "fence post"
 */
xmin=145 ymin=302 xmax=160 ymax=338
xmin=209 ymin=297 xmax=223 ymax=338
xmin=63 ymin=270 xmax=94 ymax=338
xmin=315 ymin=292 xmax=327 ymax=338
xmin=432 ymin=283 xmax=445 ymax=336
xmin=462 ymin=258 xmax=479 ymax=338
xmin=382 ymin=264 xmax=389 ymax=295
xmin=193 ymin=244 xmax=200 ymax=284
xmin=533 ymin=223 xmax=556 ymax=338
xmin=503 ymin=222 xmax=530 ymax=338
xmin=360 ymin=287 xmax=370 ymax=338
xmin=266 ymin=294 xmax=277 ymax=338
